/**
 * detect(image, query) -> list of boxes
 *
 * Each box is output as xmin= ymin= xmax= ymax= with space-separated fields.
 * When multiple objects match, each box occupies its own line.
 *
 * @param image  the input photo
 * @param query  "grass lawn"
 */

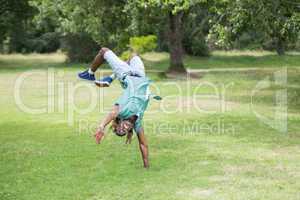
xmin=143 ymin=50 xmax=300 ymax=70
xmin=1 ymin=50 xmax=300 ymax=71
xmin=0 ymin=52 xmax=300 ymax=200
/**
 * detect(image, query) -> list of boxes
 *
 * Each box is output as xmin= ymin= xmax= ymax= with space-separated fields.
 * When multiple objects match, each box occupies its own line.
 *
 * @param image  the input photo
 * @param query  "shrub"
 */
xmin=184 ymin=33 xmax=210 ymax=57
xmin=40 ymin=32 xmax=61 ymax=52
xmin=26 ymin=38 xmax=47 ymax=53
xmin=129 ymin=35 xmax=157 ymax=54
xmin=24 ymin=32 xmax=60 ymax=53
xmin=61 ymin=33 xmax=99 ymax=63
xmin=120 ymin=50 xmax=131 ymax=61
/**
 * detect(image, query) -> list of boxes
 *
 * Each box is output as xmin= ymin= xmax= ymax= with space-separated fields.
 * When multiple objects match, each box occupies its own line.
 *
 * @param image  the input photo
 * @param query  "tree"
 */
xmin=0 ymin=0 xmax=36 ymax=52
xmin=168 ymin=10 xmax=185 ymax=72
xmin=209 ymin=0 xmax=300 ymax=55
xmin=32 ymin=0 xmax=131 ymax=53
xmin=128 ymin=0 xmax=207 ymax=72
xmin=259 ymin=0 xmax=300 ymax=55
xmin=183 ymin=3 xmax=210 ymax=56
xmin=33 ymin=0 xmax=207 ymax=72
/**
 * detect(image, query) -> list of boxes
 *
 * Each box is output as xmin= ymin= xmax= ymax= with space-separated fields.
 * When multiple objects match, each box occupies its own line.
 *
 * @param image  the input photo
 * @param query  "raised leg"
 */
xmin=78 ymin=47 xmax=110 ymax=81
xmin=90 ymin=47 xmax=110 ymax=72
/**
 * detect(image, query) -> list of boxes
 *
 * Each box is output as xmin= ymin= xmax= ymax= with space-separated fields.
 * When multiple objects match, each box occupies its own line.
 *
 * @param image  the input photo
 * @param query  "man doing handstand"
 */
xmin=79 ymin=48 xmax=151 ymax=168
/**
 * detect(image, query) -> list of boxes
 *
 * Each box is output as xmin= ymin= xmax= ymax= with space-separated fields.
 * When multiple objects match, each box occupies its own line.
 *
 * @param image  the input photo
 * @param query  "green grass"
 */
xmin=143 ymin=51 xmax=300 ymax=70
xmin=1 ymin=50 xmax=300 ymax=72
xmin=0 ymin=52 xmax=300 ymax=200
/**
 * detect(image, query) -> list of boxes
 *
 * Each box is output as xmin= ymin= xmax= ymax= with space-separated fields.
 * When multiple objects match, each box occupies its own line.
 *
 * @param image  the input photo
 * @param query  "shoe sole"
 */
xmin=95 ymin=81 xmax=110 ymax=87
xmin=78 ymin=76 xmax=95 ymax=82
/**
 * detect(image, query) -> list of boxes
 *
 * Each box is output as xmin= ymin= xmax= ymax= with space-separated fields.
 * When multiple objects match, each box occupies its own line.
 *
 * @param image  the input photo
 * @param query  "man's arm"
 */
xmin=137 ymin=127 xmax=149 ymax=168
xmin=94 ymin=105 xmax=119 ymax=144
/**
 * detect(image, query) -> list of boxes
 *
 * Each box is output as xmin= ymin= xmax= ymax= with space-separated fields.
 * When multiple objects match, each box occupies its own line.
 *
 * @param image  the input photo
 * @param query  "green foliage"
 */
xmin=0 ymin=0 xmax=62 ymax=53
xmin=0 ymin=0 xmax=37 ymax=52
xmin=2 ymin=0 xmax=299 ymax=57
xmin=24 ymin=32 xmax=60 ymax=53
xmin=130 ymin=0 xmax=207 ymax=14
xmin=232 ymin=31 xmax=264 ymax=50
xmin=294 ymin=34 xmax=300 ymax=51
xmin=209 ymin=0 xmax=300 ymax=54
xmin=187 ymin=34 xmax=210 ymax=56
xmin=61 ymin=33 xmax=99 ymax=63
xmin=129 ymin=35 xmax=157 ymax=54
xmin=120 ymin=50 xmax=132 ymax=61
xmin=32 ymin=0 xmax=131 ymax=53
xmin=183 ymin=4 xmax=210 ymax=56
xmin=120 ymin=35 xmax=158 ymax=61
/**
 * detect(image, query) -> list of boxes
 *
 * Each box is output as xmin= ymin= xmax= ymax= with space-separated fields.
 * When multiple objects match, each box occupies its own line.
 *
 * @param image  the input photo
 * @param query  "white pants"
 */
xmin=104 ymin=50 xmax=145 ymax=80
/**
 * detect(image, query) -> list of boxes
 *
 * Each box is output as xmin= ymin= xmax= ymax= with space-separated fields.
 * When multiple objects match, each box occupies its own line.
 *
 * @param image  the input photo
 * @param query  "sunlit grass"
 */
xmin=0 ymin=52 xmax=300 ymax=200
xmin=0 ymin=52 xmax=66 ymax=61
xmin=142 ymin=51 xmax=300 ymax=70
xmin=1 ymin=50 xmax=300 ymax=72
xmin=212 ymin=50 xmax=277 ymax=56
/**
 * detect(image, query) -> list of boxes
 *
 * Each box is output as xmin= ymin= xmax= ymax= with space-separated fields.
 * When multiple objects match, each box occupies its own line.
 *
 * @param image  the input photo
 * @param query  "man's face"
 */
xmin=112 ymin=119 xmax=134 ymax=137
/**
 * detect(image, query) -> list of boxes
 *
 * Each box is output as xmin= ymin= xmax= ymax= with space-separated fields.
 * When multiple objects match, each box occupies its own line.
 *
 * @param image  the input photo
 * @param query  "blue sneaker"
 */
xmin=95 ymin=76 xmax=113 ymax=87
xmin=78 ymin=70 xmax=95 ymax=81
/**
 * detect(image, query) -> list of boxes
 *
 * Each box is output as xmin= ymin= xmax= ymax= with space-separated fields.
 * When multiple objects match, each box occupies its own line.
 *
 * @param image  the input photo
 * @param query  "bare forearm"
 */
xmin=137 ymin=129 xmax=149 ymax=168
xmin=98 ymin=105 xmax=119 ymax=130
xmin=139 ymin=143 xmax=149 ymax=168
xmin=95 ymin=105 xmax=119 ymax=144
xmin=99 ymin=113 xmax=115 ymax=129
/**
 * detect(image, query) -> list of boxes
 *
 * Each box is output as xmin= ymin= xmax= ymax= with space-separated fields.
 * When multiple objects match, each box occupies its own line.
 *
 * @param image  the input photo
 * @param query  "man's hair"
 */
xmin=112 ymin=115 xmax=137 ymax=137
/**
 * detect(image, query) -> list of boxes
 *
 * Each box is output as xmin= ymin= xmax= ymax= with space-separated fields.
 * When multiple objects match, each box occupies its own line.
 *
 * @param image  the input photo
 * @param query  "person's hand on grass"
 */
xmin=94 ymin=128 xmax=105 ymax=144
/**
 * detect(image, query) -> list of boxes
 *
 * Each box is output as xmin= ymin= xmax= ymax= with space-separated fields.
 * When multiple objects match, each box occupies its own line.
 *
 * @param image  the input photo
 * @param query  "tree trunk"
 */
xmin=276 ymin=37 xmax=285 ymax=56
xmin=168 ymin=11 xmax=186 ymax=73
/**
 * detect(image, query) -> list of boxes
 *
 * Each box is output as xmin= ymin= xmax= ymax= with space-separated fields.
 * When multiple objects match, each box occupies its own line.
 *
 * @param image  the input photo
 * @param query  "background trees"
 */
xmin=0 ymin=0 xmax=299 ymax=71
xmin=0 ymin=0 xmax=36 ymax=52
xmin=209 ymin=0 xmax=300 ymax=55
xmin=125 ymin=0 xmax=208 ymax=73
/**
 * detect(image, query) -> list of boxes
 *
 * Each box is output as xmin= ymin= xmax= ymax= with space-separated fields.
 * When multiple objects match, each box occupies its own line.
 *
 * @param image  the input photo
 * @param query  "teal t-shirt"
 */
xmin=115 ymin=76 xmax=150 ymax=134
